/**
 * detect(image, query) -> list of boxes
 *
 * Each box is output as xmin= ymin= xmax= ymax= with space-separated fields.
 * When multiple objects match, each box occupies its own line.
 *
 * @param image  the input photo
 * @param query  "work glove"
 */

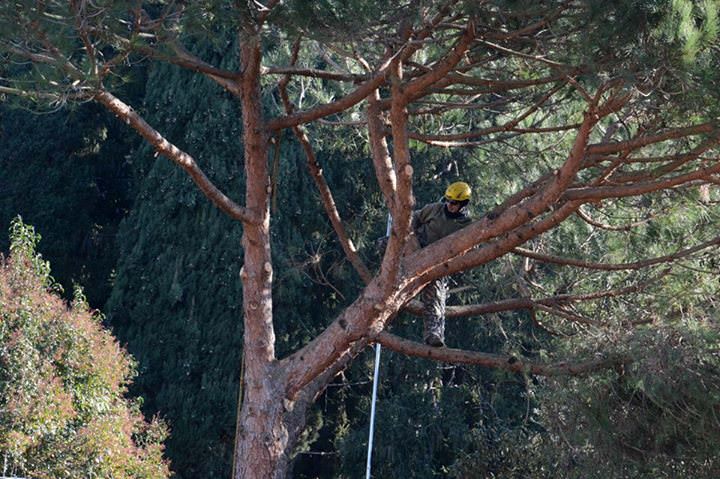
xmin=375 ymin=236 xmax=389 ymax=251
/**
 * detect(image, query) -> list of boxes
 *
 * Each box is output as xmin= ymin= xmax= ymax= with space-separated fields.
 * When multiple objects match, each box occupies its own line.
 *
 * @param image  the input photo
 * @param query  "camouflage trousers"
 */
xmin=420 ymin=276 xmax=448 ymax=343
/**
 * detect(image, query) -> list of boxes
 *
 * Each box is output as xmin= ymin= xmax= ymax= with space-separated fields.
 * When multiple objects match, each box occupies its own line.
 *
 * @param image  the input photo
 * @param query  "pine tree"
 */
xmin=3 ymin=1 xmax=720 ymax=477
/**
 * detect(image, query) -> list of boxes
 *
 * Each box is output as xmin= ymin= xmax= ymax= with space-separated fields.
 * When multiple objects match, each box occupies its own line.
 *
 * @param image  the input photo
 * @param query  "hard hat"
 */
xmin=444 ymin=181 xmax=471 ymax=202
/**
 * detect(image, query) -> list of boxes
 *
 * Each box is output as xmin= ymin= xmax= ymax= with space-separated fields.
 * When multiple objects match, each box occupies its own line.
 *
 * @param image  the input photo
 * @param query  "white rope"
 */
xmin=365 ymin=214 xmax=392 ymax=478
xmin=365 ymin=342 xmax=382 ymax=479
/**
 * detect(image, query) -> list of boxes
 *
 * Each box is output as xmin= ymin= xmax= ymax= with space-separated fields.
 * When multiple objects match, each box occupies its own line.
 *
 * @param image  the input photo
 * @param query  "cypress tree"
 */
xmin=0 ymin=100 xmax=140 ymax=307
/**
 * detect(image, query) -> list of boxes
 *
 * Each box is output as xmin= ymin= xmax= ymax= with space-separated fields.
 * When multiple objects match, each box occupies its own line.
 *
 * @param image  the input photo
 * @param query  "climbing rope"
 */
xmin=365 ymin=343 xmax=382 ymax=479
xmin=366 ymin=214 xmax=392 ymax=478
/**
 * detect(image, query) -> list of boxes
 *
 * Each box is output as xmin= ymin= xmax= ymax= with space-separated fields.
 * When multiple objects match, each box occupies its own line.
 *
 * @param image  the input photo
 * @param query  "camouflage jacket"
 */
xmin=411 ymin=202 xmax=472 ymax=247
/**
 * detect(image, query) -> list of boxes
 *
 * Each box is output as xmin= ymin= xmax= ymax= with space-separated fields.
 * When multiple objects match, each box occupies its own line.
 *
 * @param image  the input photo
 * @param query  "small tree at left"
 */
xmin=0 ymin=217 xmax=169 ymax=479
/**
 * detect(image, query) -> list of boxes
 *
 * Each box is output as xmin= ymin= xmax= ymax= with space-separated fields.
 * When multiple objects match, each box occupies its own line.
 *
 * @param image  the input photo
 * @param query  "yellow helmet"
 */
xmin=444 ymin=181 xmax=471 ymax=202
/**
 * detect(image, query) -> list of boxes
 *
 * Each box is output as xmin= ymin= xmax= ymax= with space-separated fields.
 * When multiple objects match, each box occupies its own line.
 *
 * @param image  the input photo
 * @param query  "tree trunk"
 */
xmin=232 ymin=31 xmax=292 ymax=478
xmin=233 ymin=371 xmax=291 ymax=478
xmin=233 ymin=365 xmax=341 ymax=478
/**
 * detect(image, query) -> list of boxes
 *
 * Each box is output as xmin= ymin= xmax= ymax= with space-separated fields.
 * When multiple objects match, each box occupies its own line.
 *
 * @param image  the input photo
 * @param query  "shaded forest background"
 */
xmin=2 ymin=1 xmax=720 ymax=478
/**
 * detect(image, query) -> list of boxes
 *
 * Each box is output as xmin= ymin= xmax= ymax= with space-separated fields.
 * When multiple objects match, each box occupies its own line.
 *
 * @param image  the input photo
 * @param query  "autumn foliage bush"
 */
xmin=0 ymin=218 xmax=169 ymax=478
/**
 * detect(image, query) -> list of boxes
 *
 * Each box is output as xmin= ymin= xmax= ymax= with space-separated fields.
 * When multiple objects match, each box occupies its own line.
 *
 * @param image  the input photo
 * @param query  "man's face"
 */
xmin=446 ymin=200 xmax=462 ymax=213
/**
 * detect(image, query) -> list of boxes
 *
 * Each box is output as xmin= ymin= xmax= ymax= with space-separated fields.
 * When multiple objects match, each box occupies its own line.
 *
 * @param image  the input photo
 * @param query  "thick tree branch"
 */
xmin=411 ymin=122 xmax=717 ymax=285
xmin=407 ymin=94 xmax=604 ymax=282
xmin=400 ymin=20 xmax=477 ymax=100
xmin=168 ymin=41 xmax=242 ymax=95
xmin=267 ymin=5 xmax=466 ymax=131
xmin=423 ymin=144 xmax=629 ymax=282
xmin=93 ymin=90 xmax=256 ymax=224
xmin=407 ymin=145 xmax=627 ymax=289
xmin=384 ymin=58 xmax=415 ymax=284
xmin=266 ymin=56 xmax=396 ymax=131
xmin=376 ymin=332 xmax=626 ymax=375
xmin=440 ymin=201 xmax=583 ymax=282
xmin=282 ymin=283 xmax=406 ymax=400
xmin=564 ymin=158 xmax=720 ymax=201
xmin=367 ymin=91 xmax=398 ymax=215
xmin=586 ymin=123 xmax=716 ymax=156
xmin=104 ymin=36 xmax=243 ymax=95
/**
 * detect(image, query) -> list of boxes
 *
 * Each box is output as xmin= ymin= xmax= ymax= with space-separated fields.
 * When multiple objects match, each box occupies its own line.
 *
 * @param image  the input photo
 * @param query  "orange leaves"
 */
xmin=0 ymin=220 xmax=170 ymax=478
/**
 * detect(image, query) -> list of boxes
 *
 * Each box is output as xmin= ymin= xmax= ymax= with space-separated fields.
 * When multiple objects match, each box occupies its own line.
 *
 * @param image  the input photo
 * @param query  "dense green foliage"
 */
xmin=0 ymin=218 xmax=169 ymax=478
xmin=0 ymin=100 xmax=139 ymax=307
xmin=538 ymin=320 xmax=720 ymax=479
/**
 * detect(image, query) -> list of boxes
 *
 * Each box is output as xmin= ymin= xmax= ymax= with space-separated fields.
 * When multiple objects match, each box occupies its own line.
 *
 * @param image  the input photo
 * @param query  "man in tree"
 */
xmin=412 ymin=181 xmax=473 ymax=347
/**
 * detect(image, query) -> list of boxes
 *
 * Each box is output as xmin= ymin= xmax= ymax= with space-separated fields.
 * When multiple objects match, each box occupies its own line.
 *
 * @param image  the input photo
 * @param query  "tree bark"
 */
xmin=232 ymin=33 xmax=288 ymax=478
